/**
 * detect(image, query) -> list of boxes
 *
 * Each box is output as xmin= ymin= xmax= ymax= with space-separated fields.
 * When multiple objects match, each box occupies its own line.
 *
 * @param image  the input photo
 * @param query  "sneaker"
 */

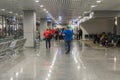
xmin=65 ymin=51 xmax=70 ymax=54
xmin=65 ymin=51 xmax=68 ymax=54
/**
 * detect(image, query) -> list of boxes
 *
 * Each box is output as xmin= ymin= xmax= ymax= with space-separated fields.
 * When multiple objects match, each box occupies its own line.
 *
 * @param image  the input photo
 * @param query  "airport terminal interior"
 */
xmin=0 ymin=0 xmax=120 ymax=80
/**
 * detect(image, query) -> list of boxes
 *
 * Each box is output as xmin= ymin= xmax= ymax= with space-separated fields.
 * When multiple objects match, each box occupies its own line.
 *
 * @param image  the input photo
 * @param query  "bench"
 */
xmin=0 ymin=37 xmax=13 ymax=43
xmin=0 ymin=41 xmax=12 ymax=57
xmin=10 ymin=38 xmax=26 ymax=51
xmin=0 ymin=38 xmax=26 ymax=58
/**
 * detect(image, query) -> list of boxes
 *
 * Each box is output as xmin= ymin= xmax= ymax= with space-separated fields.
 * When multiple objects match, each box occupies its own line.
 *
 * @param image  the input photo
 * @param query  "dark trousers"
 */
xmin=78 ymin=34 xmax=82 ymax=40
xmin=65 ymin=40 xmax=71 ymax=52
xmin=45 ymin=38 xmax=51 ymax=48
xmin=55 ymin=35 xmax=59 ymax=40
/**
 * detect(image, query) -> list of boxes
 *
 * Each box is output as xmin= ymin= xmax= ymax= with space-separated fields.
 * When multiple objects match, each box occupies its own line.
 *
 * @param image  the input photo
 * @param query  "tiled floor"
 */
xmin=0 ymin=40 xmax=120 ymax=80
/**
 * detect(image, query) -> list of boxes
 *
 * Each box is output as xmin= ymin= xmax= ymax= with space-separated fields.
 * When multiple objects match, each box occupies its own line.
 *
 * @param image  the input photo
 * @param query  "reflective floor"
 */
xmin=0 ymin=40 xmax=120 ymax=80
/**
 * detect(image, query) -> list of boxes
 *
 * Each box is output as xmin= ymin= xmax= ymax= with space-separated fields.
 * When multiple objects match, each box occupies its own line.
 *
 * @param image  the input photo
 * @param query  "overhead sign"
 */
xmin=72 ymin=19 xmax=77 ymax=25
xmin=53 ymin=23 xmax=58 ymax=27
xmin=46 ymin=15 xmax=52 ymax=22
xmin=58 ymin=16 xmax=62 ymax=24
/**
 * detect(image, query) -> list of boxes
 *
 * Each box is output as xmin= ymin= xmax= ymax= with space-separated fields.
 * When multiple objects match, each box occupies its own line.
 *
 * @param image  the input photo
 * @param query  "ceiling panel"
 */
xmin=0 ymin=0 xmax=120 ymax=23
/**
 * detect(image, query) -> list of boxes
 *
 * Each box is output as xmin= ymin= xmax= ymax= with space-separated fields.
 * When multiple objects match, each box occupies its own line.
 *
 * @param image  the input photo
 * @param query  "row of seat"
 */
xmin=0 ymin=38 xmax=26 ymax=58
xmin=0 ymin=37 xmax=13 ymax=42
xmin=85 ymin=34 xmax=96 ymax=40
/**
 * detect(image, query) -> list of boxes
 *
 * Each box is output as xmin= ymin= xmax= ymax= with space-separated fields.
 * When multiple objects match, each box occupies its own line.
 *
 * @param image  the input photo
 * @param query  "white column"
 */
xmin=117 ymin=17 xmax=120 ymax=35
xmin=23 ymin=10 xmax=36 ymax=47
xmin=40 ymin=19 xmax=47 ymax=40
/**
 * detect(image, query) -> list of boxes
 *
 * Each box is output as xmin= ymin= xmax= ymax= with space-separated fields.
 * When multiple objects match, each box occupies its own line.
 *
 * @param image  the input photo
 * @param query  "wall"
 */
xmin=81 ymin=18 xmax=114 ymax=34
xmin=79 ymin=17 xmax=114 ymax=40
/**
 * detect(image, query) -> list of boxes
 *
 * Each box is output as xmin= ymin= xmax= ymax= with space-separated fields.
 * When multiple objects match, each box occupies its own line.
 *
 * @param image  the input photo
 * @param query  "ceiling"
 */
xmin=0 ymin=0 xmax=120 ymax=23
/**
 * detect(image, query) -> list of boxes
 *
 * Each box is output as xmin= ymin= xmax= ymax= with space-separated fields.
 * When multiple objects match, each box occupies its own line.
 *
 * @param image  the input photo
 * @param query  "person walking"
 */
xmin=78 ymin=29 xmax=82 ymax=40
xmin=43 ymin=28 xmax=51 ymax=49
xmin=63 ymin=26 xmax=73 ymax=54
xmin=51 ymin=27 xmax=56 ymax=40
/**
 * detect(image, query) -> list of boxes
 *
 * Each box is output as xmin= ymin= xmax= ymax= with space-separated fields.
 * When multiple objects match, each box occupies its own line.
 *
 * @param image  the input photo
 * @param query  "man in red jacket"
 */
xmin=51 ymin=27 xmax=56 ymax=39
xmin=43 ymin=28 xmax=51 ymax=49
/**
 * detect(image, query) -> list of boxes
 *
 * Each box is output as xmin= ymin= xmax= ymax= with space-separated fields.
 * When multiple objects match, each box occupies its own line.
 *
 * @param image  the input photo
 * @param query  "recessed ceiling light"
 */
xmin=20 ymin=15 xmax=23 ymax=17
xmin=9 ymin=11 xmax=13 ymax=14
xmin=91 ymin=5 xmax=96 ymax=8
xmin=84 ymin=11 xmax=88 ymax=13
xmin=46 ymin=11 xmax=49 ymax=13
xmin=40 ymin=5 xmax=44 ymax=8
xmin=16 ymin=13 xmax=18 ymax=15
xmin=96 ymin=0 xmax=102 ymax=3
xmin=1 ymin=9 xmax=5 ymax=11
xmin=78 ymin=16 xmax=81 ymax=18
xmin=43 ymin=8 xmax=47 ymax=11
xmin=35 ymin=0 xmax=39 ymax=3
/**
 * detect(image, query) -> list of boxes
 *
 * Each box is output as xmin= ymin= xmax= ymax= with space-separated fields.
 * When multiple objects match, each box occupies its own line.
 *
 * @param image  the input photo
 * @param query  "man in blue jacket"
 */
xmin=63 ymin=26 xmax=72 ymax=54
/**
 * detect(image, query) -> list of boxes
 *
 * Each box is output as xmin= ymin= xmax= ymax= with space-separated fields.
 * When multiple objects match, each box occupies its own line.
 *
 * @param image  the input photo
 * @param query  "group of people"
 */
xmin=51 ymin=27 xmax=65 ymax=40
xmin=43 ymin=26 xmax=72 ymax=54
xmin=72 ymin=29 xmax=82 ymax=40
xmin=93 ymin=32 xmax=116 ymax=47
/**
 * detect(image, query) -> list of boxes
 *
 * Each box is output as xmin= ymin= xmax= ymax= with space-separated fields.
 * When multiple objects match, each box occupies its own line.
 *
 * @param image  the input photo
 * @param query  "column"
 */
xmin=117 ymin=17 xmax=120 ymax=35
xmin=47 ymin=21 xmax=52 ymax=29
xmin=40 ymin=18 xmax=47 ymax=40
xmin=23 ymin=10 xmax=36 ymax=47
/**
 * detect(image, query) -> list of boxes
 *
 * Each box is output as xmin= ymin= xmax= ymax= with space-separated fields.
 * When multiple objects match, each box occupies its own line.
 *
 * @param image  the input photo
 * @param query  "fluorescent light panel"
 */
xmin=40 ymin=5 xmax=44 ymax=8
xmin=1 ymin=9 xmax=5 ymax=11
xmin=43 ymin=8 xmax=47 ymax=11
xmin=78 ymin=16 xmax=81 ymax=18
xmin=96 ymin=0 xmax=102 ymax=3
xmin=16 ymin=13 xmax=18 ymax=15
xmin=35 ymin=0 xmax=39 ymax=3
xmin=9 ymin=11 xmax=13 ymax=14
xmin=46 ymin=11 xmax=49 ymax=13
xmin=91 ymin=5 xmax=96 ymax=8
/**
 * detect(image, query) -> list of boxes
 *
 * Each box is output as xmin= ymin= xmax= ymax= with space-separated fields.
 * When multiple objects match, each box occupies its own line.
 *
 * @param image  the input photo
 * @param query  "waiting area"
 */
xmin=84 ymin=33 xmax=120 ymax=48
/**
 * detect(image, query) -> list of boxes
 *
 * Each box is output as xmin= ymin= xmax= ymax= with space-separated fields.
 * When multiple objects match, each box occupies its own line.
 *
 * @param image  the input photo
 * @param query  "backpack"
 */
xmin=49 ymin=34 xmax=52 ymax=39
